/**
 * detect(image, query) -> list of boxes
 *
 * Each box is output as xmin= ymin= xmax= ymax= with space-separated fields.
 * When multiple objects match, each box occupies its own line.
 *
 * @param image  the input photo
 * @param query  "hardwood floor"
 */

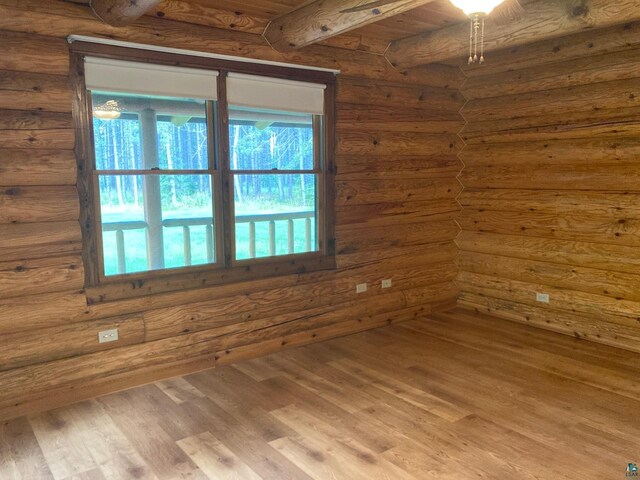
xmin=2 ymin=307 xmax=639 ymax=479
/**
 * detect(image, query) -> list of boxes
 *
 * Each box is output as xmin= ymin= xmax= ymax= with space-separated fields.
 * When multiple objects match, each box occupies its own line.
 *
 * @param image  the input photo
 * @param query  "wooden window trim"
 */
xmin=70 ymin=42 xmax=336 ymax=304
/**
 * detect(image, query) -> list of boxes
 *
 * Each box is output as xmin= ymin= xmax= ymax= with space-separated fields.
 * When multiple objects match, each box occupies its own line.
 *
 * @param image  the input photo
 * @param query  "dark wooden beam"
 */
xmin=89 ymin=0 xmax=161 ymax=26
xmin=263 ymin=0 xmax=436 ymax=52
xmin=386 ymin=0 xmax=640 ymax=68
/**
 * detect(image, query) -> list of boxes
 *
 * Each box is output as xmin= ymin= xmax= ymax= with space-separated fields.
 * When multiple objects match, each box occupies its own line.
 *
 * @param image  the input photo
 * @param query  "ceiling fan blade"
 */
xmin=490 ymin=0 xmax=524 ymax=25
xmin=340 ymin=0 xmax=402 ymax=14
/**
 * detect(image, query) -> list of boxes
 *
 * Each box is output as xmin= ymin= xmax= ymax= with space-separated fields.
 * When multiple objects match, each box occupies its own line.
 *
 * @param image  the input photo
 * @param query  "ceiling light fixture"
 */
xmin=93 ymin=99 xmax=122 ymax=120
xmin=449 ymin=0 xmax=507 ymax=64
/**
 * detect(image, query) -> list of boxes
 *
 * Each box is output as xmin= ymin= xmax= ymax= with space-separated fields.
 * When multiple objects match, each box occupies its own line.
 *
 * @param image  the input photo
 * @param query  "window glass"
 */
xmin=92 ymin=92 xmax=209 ymax=171
xmin=160 ymin=174 xmax=215 ymax=269
xmin=156 ymin=115 xmax=209 ymax=171
xmin=99 ymin=175 xmax=147 ymax=276
xmin=228 ymin=106 xmax=320 ymax=261
xmin=229 ymin=107 xmax=315 ymax=171
xmin=92 ymin=91 xmax=216 ymax=276
xmin=93 ymin=113 xmax=142 ymax=171
xmin=233 ymin=173 xmax=317 ymax=260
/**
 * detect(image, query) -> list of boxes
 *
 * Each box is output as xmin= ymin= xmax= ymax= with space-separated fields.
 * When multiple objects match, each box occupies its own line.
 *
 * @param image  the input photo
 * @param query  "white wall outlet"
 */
xmin=536 ymin=292 xmax=550 ymax=304
xmin=98 ymin=328 xmax=119 ymax=344
xmin=381 ymin=279 xmax=392 ymax=289
xmin=356 ymin=283 xmax=367 ymax=294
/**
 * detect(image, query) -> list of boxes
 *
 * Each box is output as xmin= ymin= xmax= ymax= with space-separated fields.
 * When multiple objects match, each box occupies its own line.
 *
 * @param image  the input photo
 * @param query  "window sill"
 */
xmin=84 ymin=254 xmax=336 ymax=304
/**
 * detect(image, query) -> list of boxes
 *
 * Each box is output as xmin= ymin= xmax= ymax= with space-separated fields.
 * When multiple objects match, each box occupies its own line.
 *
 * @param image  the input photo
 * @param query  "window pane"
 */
xmin=93 ymin=111 xmax=142 ymax=171
xmin=99 ymin=174 xmax=215 ymax=276
xmin=92 ymin=92 xmax=210 ymax=171
xmin=157 ymin=115 xmax=209 ymax=171
xmin=99 ymin=175 xmax=147 ymax=276
xmin=233 ymin=174 xmax=317 ymax=260
xmin=229 ymin=106 xmax=315 ymax=171
xmin=160 ymin=175 xmax=215 ymax=269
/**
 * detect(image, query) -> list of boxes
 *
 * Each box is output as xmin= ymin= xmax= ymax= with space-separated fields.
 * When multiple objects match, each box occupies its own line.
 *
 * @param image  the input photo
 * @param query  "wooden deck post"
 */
xmin=140 ymin=108 xmax=165 ymax=271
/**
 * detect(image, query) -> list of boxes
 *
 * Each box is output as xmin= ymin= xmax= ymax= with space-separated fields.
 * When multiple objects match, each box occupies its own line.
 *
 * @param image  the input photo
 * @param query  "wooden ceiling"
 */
xmin=144 ymin=0 xmax=467 ymax=54
xmin=83 ymin=0 xmax=640 ymax=68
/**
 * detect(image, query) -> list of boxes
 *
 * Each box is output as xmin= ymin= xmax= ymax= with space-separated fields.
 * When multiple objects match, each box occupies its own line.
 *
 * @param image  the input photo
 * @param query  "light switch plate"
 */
xmin=381 ymin=279 xmax=392 ymax=289
xmin=356 ymin=283 xmax=367 ymax=294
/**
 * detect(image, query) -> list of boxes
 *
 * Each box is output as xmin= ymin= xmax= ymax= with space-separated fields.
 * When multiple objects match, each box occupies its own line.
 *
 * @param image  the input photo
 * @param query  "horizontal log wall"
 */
xmin=457 ymin=21 xmax=640 ymax=353
xmin=0 ymin=1 xmax=463 ymax=419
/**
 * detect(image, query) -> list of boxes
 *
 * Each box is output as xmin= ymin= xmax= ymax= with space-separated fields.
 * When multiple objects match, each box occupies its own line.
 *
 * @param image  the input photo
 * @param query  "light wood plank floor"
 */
xmin=2 ymin=307 xmax=639 ymax=479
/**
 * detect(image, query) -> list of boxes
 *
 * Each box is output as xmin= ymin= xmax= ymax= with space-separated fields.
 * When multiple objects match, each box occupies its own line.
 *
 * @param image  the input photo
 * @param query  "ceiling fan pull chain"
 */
xmin=473 ymin=14 xmax=479 ymax=63
xmin=479 ymin=17 xmax=485 ymax=64
xmin=469 ymin=18 xmax=473 ymax=64
xmin=468 ymin=17 xmax=474 ymax=64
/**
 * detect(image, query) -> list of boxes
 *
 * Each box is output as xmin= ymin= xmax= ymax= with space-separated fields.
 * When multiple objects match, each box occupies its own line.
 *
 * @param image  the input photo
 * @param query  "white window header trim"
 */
xmin=68 ymin=35 xmax=341 ymax=75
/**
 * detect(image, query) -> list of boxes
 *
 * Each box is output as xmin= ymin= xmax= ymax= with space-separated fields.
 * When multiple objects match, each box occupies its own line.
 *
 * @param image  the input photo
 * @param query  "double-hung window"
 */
xmin=226 ymin=74 xmax=326 ymax=261
xmin=72 ymin=44 xmax=336 ymax=296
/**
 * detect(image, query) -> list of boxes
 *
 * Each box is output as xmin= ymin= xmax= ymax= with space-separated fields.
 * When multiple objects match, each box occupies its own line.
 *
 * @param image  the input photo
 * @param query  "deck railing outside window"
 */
xmin=103 ymin=211 xmax=315 ymax=275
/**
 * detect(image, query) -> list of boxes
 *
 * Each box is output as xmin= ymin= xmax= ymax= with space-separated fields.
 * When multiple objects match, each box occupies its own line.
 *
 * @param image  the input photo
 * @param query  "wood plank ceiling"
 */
xmin=88 ymin=0 xmax=468 ymax=55
xmin=80 ymin=0 xmax=640 ymax=69
xmin=155 ymin=0 xmax=465 ymax=42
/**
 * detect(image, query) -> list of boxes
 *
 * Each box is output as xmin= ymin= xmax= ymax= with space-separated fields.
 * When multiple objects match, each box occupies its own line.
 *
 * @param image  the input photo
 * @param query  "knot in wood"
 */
xmin=571 ymin=4 xmax=588 ymax=17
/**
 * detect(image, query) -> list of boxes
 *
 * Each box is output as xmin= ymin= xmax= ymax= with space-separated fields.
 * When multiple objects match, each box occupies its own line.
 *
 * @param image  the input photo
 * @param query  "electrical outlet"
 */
xmin=536 ymin=292 xmax=550 ymax=304
xmin=356 ymin=283 xmax=367 ymax=294
xmin=381 ymin=279 xmax=392 ymax=289
xmin=98 ymin=328 xmax=119 ymax=344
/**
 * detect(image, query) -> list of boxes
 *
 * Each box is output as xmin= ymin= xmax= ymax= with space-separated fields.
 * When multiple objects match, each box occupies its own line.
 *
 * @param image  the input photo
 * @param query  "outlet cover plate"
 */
xmin=356 ymin=283 xmax=367 ymax=294
xmin=98 ymin=328 xmax=119 ymax=344
xmin=536 ymin=292 xmax=550 ymax=303
xmin=381 ymin=279 xmax=392 ymax=289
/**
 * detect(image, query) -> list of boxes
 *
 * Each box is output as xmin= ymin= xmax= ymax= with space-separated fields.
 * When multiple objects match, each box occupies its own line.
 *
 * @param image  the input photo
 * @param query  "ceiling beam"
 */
xmin=90 ymin=0 xmax=161 ymax=26
xmin=386 ymin=0 xmax=640 ymax=68
xmin=264 ymin=0 xmax=436 ymax=52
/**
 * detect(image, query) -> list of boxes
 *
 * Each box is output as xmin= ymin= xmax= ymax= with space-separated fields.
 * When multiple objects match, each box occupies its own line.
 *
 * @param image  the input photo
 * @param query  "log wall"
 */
xmin=457 ymin=21 xmax=640 ymax=353
xmin=0 ymin=1 xmax=464 ymax=419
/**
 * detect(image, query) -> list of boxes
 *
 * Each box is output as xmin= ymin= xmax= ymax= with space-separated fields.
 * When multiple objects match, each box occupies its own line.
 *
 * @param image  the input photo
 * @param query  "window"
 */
xmin=229 ymin=107 xmax=320 ymax=260
xmin=72 ymin=45 xmax=335 ymax=295
xmin=226 ymin=74 xmax=327 ymax=262
xmin=92 ymin=92 xmax=216 ymax=276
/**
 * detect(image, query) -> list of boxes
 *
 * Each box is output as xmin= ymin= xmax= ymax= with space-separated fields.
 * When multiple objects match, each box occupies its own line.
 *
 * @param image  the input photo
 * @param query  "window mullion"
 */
xmin=206 ymin=100 xmax=222 ymax=265
xmin=216 ymin=71 xmax=234 ymax=268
